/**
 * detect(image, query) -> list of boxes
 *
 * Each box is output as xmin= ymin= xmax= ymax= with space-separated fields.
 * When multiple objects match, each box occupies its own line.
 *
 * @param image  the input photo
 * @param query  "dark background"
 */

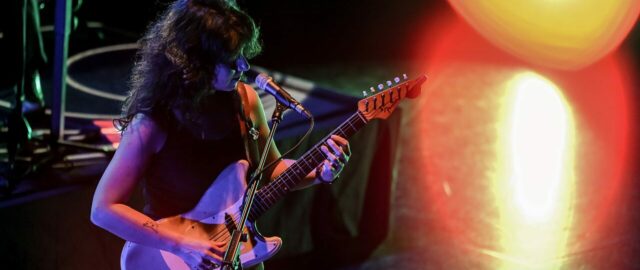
xmin=24 ymin=0 xmax=640 ymax=96
xmin=1 ymin=1 xmax=639 ymax=269
xmin=38 ymin=0 xmax=448 ymax=71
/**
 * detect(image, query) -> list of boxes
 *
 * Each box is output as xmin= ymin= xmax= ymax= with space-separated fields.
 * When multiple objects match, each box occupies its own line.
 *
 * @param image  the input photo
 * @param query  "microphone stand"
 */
xmin=220 ymin=102 xmax=288 ymax=270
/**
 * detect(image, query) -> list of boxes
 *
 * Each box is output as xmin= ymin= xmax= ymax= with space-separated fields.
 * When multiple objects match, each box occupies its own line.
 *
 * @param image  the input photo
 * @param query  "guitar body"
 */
xmin=121 ymin=160 xmax=282 ymax=270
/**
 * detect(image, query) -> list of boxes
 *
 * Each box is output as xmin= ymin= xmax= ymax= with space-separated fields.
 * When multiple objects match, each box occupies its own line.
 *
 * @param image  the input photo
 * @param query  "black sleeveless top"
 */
xmin=142 ymin=91 xmax=247 ymax=219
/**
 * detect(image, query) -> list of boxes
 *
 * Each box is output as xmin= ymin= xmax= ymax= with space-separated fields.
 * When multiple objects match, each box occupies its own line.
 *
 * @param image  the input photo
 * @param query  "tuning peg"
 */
xmin=370 ymin=86 xmax=376 ymax=93
xmin=386 ymin=80 xmax=392 ymax=86
xmin=394 ymin=77 xmax=400 ymax=83
xmin=403 ymin=73 xmax=408 ymax=80
xmin=362 ymin=90 xmax=368 ymax=97
xmin=377 ymin=84 xmax=384 ymax=90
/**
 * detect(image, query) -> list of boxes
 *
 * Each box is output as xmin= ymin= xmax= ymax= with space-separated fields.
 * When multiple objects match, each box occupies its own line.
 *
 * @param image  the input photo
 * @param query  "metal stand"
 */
xmin=220 ymin=103 xmax=287 ymax=270
xmin=50 ymin=0 xmax=113 ymax=155
xmin=50 ymin=0 xmax=71 ymax=148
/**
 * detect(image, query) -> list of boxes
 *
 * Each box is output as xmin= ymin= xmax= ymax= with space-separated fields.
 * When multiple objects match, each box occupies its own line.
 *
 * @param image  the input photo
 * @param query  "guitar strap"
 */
xmin=234 ymin=83 xmax=262 ymax=180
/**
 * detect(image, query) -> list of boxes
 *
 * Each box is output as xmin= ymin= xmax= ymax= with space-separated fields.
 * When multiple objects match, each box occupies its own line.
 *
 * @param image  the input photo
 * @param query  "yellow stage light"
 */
xmin=448 ymin=0 xmax=640 ymax=69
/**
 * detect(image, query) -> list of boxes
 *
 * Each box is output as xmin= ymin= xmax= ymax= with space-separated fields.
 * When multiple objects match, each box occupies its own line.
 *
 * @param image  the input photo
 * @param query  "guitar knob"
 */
xmin=386 ymin=80 xmax=392 ymax=86
xmin=394 ymin=77 xmax=400 ymax=83
xmin=370 ymin=86 xmax=376 ymax=92
xmin=377 ymin=84 xmax=384 ymax=90
xmin=362 ymin=90 xmax=368 ymax=97
xmin=403 ymin=73 xmax=408 ymax=80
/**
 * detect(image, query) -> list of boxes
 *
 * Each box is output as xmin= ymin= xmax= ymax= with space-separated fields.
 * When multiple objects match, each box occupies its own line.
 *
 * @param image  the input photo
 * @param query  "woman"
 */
xmin=90 ymin=0 xmax=350 ymax=269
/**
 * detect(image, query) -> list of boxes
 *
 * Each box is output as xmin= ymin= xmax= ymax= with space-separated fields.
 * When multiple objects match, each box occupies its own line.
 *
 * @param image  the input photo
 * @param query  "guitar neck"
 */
xmin=249 ymin=112 xmax=369 ymax=220
xmin=246 ymin=74 xmax=427 ymax=221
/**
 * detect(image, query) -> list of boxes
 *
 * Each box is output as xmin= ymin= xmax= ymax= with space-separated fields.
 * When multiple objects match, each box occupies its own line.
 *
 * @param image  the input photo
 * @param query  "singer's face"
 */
xmin=212 ymin=55 xmax=250 ymax=91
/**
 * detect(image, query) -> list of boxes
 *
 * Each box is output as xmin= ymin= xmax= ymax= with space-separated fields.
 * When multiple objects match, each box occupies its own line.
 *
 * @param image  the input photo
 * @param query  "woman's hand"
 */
xmin=317 ymin=135 xmax=351 ymax=183
xmin=173 ymin=235 xmax=226 ymax=270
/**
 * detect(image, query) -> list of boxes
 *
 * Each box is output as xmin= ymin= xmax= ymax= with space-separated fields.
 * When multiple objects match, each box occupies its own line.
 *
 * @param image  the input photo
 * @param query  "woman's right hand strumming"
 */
xmin=173 ymin=235 xmax=226 ymax=270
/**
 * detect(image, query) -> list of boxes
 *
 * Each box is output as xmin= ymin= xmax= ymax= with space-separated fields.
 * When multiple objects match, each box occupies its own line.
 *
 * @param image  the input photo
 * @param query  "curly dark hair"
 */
xmin=116 ymin=0 xmax=261 ymax=131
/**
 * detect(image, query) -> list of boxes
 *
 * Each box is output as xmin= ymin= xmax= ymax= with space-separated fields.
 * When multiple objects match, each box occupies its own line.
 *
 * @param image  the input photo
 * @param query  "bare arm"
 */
xmin=90 ymin=114 xmax=223 ymax=266
xmin=90 ymin=114 xmax=177 ymax=247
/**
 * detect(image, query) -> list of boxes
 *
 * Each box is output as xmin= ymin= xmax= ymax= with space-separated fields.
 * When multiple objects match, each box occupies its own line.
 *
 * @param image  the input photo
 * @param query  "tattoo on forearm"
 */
xmin=143 ymin=221 xmax=159 ymax=234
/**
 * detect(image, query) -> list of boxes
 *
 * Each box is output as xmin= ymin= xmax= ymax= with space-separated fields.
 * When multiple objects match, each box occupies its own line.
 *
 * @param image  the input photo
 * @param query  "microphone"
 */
xmin=245 ymin=70 xmax=311 ymax=118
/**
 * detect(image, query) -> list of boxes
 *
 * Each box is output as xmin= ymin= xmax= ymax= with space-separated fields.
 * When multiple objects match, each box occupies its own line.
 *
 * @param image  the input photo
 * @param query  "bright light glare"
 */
xmin=510 ymin=76 xmax=568 ymax=221
xmin=492 ymin=72 xmax=575 ymax=269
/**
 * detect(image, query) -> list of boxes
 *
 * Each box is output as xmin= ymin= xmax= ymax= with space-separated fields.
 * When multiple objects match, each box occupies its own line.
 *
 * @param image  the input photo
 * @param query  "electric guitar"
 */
xmin=120 ymin=74 xmax=427 ymax=269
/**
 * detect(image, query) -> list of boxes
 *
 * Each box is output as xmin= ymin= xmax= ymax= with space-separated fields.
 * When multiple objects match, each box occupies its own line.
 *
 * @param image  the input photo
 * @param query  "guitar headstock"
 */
xmin=358 ymin=74 xmax=427 ymax=121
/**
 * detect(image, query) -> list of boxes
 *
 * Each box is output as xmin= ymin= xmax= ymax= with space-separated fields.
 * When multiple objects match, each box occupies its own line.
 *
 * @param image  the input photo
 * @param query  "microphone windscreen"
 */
xmin=248 ymin=71 xmax=271 ymax=90
xmin=243 ymin=69 xmax=260 ymax=83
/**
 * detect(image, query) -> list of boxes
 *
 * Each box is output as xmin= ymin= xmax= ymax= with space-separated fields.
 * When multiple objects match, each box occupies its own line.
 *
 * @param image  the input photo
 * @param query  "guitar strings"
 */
xmin=257 ymin=113 xmax=363 ymax=204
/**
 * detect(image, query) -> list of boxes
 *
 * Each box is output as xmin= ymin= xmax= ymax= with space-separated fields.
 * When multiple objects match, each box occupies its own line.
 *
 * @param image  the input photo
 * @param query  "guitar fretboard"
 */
xmin=248 ymin=112 xmax=368 ymax=221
